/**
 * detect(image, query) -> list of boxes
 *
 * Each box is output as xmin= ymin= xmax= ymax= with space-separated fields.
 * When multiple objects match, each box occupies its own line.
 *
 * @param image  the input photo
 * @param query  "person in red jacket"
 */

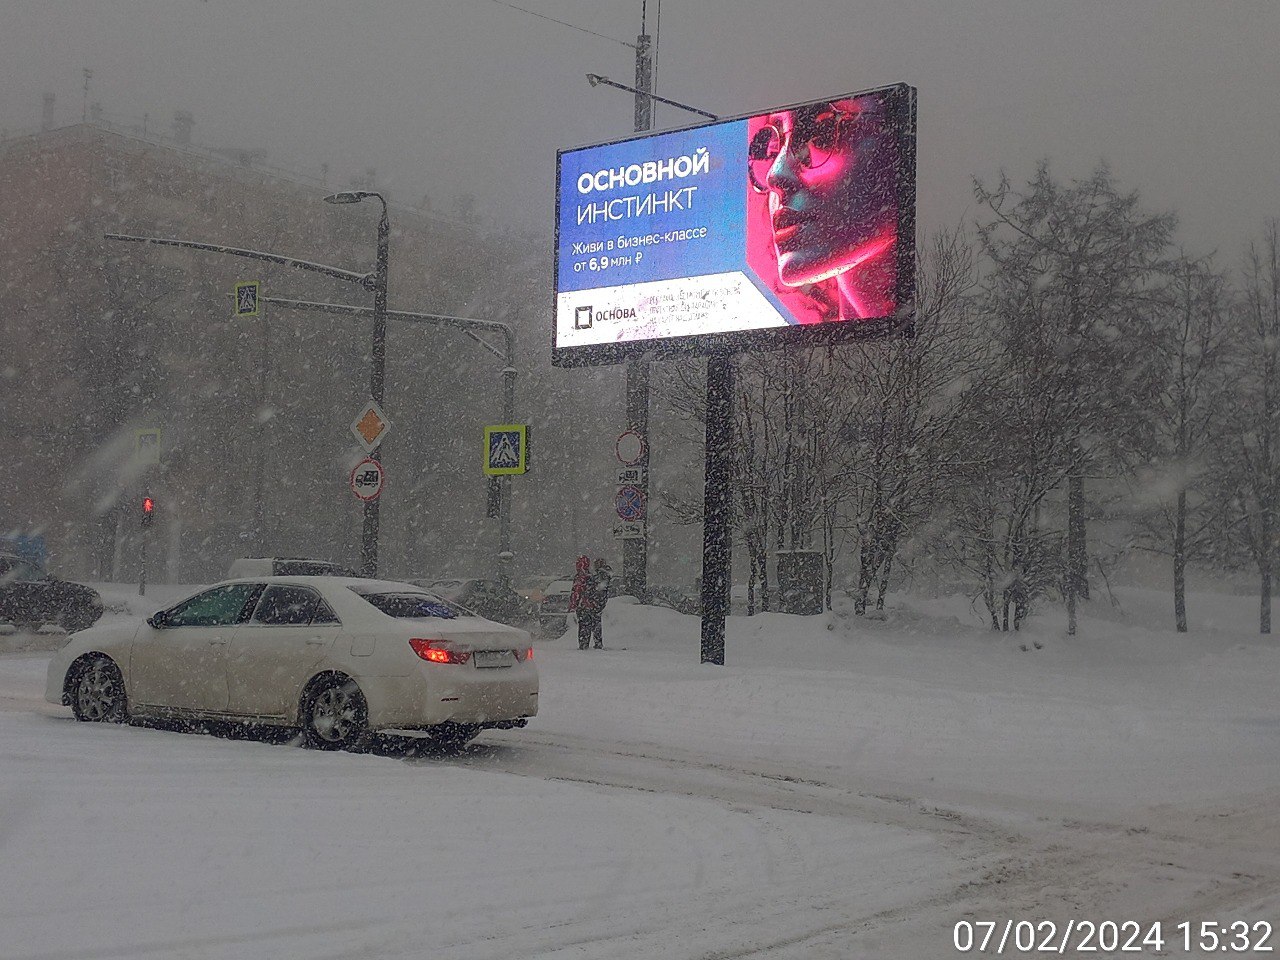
xmin=568 ymin=556 xmax=591 ymax=649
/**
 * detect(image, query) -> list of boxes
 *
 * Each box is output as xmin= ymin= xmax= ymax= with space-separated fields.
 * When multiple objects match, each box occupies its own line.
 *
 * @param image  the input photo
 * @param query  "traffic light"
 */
xmin=141 ymin=496 xmax=155 ymax=528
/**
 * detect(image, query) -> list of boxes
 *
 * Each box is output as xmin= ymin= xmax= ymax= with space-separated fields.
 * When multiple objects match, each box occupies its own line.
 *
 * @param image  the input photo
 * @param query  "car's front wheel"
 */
xmin=70 ymin=657 xmax=128 ymax=723
xmin=301 ymin=676 xmax=369 ymax=751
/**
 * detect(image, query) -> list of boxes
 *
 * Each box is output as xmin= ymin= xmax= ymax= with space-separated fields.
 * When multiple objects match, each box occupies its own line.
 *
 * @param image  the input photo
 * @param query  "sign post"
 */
xmin=139 ymin=496 xmax=155 ymax=597
xmin=615 ymin=430 xmax=648 ymax=597
xmin=483 ymin=424 xmax=528 ymax=591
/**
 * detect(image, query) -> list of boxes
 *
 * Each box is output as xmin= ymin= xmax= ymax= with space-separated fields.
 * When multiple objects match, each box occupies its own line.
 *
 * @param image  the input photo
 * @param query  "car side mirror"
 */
xmin=146 ymin=612 xmax=168 ymax=629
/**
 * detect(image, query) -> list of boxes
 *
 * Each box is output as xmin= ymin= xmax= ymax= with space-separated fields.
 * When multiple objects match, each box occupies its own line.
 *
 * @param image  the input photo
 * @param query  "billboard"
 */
xmin=553 ymin=83 xmax=916 ymax=366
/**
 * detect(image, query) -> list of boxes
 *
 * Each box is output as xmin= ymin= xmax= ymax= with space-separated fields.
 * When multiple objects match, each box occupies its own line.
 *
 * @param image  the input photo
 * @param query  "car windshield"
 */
xmin=352 ymin=589 xmax=459 ymax=619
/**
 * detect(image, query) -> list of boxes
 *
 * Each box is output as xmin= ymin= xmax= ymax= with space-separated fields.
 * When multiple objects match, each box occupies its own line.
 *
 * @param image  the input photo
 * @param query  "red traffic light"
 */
xmin=142 ymin=497 xmax=154 ymax=514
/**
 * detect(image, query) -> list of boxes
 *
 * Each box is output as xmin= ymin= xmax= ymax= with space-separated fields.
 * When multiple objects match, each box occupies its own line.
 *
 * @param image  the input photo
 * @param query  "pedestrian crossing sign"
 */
xmin=483 ymin=424 xmax=529 ymax=476
xmin=234 ymin=281 xmax=260 ymax=317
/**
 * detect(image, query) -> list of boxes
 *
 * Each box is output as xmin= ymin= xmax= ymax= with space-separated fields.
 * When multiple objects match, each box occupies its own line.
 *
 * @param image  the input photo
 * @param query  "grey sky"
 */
xmin=3 ymin=0 xmax=1278 ymax=258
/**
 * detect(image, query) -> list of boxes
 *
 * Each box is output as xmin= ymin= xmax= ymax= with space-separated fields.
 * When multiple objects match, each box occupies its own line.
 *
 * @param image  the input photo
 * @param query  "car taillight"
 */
xmin=409 ymin=638 xmax=471 ymax=664
xmin=515 ymin=646 xmax=534 ymax=662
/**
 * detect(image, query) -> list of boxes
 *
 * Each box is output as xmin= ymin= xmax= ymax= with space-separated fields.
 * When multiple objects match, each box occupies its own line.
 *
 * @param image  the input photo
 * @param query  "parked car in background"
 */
xmin=46 ymin=576 xmax=538 ymax=749
xmin=514 ymin=575 xmax=561 ymax=607
xmin=0 ymin=554 xmax=104 ymax=633
xmin=227 ymin=558 xmax=360 ymax=578
xmin=412 ymin=578 xmax=524 ymax=626
xmin=649 ymin=586 xmax=700 ymax=616
xmin=536 ymin=577 xmax=576 ymax=637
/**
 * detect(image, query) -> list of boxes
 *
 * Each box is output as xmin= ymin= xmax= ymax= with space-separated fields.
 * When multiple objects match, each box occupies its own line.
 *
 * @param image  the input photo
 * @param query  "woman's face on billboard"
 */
xmin=750 ymin=99 xmax=897 ymax=287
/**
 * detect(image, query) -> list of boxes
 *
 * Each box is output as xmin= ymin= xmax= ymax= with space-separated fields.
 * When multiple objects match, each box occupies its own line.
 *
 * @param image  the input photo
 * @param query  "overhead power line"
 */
xmin=488 ymin=0 xmax=637 ymax=49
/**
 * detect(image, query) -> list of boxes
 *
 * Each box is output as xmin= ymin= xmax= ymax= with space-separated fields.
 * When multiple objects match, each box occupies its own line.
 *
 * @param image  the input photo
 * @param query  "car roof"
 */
xmin=221 ymin=575 xmax=417 ymax=588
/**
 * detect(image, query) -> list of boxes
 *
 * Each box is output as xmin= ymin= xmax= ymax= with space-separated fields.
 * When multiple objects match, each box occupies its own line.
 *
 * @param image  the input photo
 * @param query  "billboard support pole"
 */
xmin=700 ymin=353 xmax=733 ymax=665
xmin=623 ymin=30 xmax=654 ymax=603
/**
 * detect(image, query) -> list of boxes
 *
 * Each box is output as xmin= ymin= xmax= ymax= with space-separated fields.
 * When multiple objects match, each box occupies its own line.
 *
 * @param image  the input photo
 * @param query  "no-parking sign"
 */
xmin=615 ymin=485 xmax=646 ymax=521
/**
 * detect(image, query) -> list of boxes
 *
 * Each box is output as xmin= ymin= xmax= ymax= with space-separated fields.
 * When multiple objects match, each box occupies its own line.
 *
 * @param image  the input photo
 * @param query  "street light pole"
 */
xmin=584 ymin=70 xmax=730 ymax=663
xmin=588 ymin=67 xmax=721 ymax=603
xmin=624 ymin=31 xmax=654 ymax=604
xmin=325 ymin=190 xmax=389 ymax=577
xmin=109 ymin=207 xmax=391 ymax=575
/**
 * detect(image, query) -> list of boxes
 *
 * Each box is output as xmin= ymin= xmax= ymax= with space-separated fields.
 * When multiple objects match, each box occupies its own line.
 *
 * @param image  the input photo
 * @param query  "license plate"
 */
xmin=473 ymin=649 xmax=512 ymax=669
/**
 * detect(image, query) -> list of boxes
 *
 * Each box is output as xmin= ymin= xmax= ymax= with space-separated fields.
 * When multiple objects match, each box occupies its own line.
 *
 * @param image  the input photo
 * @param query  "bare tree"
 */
xmin=1221 ymin=222 xmax=1280 ymax=633
xmin=940 ymin=343 xmax=1075 ymax=630
xmin=973 ymin=163 xmax=1176 ymax=634
xmin=656 ymin=229 xmax=982 ymax=617
xmin=831 ymin=229 xmax=985 ymax=614
xmin=1128 ymin=254 xmax=1232 ymax=631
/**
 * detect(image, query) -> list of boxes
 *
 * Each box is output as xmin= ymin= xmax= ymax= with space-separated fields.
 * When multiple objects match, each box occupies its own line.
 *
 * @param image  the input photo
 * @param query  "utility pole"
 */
xmin=139 ymin=495 xmax=154 ymax=597
xmin=252 ymin=306 xmax=271 ymax=553
xmin=582 ymin=44 xmax=727 ymax=662
xmin=623 ymin=25 xmax=653 ymax=603
xmin=81 ymin=68 xmax=92 ymax=123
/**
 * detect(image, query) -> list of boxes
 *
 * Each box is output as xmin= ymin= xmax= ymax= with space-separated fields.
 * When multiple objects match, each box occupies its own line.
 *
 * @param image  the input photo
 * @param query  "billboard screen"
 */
xmin=553 ymin=83 xmax=916 ymax=366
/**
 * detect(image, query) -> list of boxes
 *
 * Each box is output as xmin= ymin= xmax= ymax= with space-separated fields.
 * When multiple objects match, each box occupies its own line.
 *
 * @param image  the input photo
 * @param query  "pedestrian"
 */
xmin=582 ymin=558 xmax=613 ymax=649
xmin=568 ymin=556 xmax=591 ymax=650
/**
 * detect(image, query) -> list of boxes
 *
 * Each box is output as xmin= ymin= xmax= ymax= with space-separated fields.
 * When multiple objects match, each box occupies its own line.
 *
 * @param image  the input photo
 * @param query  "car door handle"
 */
xmin=208 ymin=638 xmax=228 ymax=646
xmin=305 ymin=638 xmax=326 ymax=646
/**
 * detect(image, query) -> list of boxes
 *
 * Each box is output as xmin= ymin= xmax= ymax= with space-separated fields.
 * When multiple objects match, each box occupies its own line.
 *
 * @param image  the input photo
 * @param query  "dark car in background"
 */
xmin=412 ymin=578 xmax=525 ymax=626
xmin=535 ymin=577 xmax=576 ymax=637
xmin=0 ymin=554 xmax=104 ymax=633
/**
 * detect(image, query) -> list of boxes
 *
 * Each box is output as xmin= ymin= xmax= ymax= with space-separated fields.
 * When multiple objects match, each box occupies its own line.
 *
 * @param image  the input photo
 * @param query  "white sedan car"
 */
xmin=46 ymin=577 xmax=538 ymax=749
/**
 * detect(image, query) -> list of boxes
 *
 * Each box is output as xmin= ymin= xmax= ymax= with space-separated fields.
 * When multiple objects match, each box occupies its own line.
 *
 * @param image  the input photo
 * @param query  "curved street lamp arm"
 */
xmin=105 ymin=233 xmax=375 ymax=289
xmin=258 ymin=296 xmax=515 ymax=370
xmin=585 ymin=75 xmax=719 ymax=120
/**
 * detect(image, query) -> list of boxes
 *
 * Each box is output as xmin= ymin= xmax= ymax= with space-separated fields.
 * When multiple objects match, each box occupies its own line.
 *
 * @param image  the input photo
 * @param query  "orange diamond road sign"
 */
xmin=350 ymin=400 xmax=391 ymax=453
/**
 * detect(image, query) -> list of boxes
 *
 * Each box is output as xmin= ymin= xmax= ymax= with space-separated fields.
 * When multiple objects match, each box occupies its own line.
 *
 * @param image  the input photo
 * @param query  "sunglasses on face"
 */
xmin=748 ymin=106 xmax=868 ymax=193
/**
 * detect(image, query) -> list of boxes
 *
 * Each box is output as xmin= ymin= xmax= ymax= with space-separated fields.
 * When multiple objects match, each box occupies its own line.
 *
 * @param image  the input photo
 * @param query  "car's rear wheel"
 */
xmin=301 ymin=676 xmax=369 ymax=751
xmin=429 ymin=722 xmax=481 ymax=748
xmin=71 ymin=657 xmax=127 ymax=723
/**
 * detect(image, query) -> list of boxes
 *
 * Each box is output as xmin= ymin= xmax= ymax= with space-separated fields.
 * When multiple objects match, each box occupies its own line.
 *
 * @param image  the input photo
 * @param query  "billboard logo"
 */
xmin=575 ymin=305 xmax=593 ymax=329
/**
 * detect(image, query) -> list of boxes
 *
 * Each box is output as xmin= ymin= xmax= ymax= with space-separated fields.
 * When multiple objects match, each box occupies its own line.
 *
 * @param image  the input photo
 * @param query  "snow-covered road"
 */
xmin=2 ymin=589 xmax=1279 ymax=958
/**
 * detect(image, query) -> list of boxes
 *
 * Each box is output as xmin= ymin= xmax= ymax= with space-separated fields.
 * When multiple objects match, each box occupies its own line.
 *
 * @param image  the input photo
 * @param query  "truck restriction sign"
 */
xmin=350 ymin=458 xmax=385 ymax=501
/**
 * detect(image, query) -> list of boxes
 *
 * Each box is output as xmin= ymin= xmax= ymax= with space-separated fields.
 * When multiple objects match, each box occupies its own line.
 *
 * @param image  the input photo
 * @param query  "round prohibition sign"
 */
xmin=615 ymin=430 xmax=646 ymax=466
xmin=350 ymin=457 xmax=386 ymax=501
xmin=615 ymin=484 xmax=646 ymax=521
